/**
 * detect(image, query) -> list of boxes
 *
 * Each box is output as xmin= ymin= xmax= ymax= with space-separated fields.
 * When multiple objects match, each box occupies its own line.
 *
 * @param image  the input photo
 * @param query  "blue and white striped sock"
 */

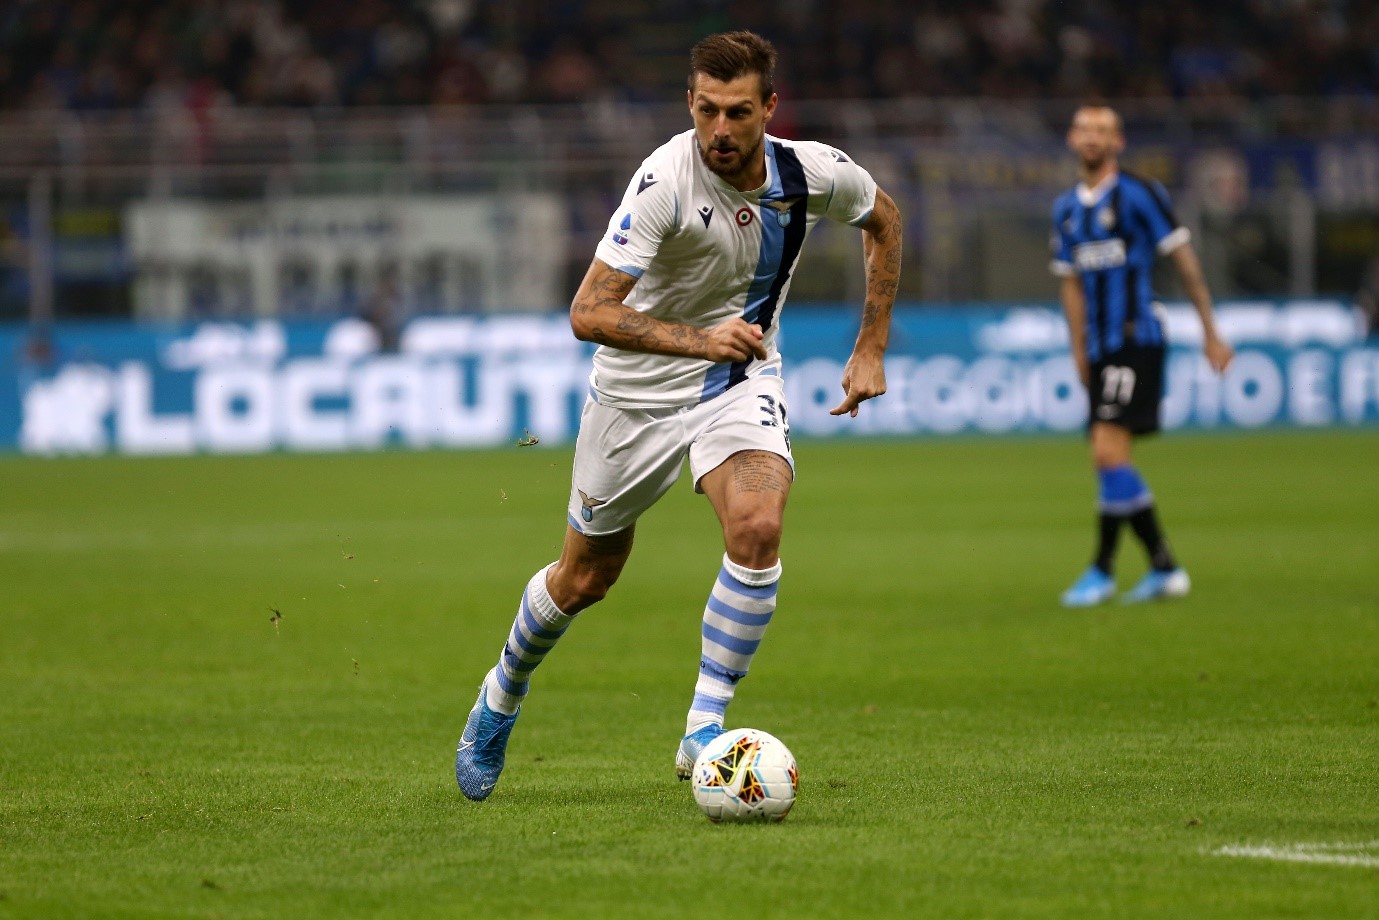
xmin=686 ymin=554 xmax=781 ymax=735
xmin=484 ymin=563 xmax=574 ymax=716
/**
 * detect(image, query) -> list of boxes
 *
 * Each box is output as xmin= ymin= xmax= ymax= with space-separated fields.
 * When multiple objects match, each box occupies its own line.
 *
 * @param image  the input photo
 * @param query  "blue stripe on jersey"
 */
xmin=1055 ymin=172 xmax=1174 ymax=362
xmin=699 ymin=142 xmax=810 ymax=402
xmin=1123 ymin=174 xmax=1168 ymax=351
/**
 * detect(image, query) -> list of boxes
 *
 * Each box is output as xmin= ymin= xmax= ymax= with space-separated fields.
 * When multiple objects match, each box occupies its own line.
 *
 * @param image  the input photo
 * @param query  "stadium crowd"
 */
xmin=1 ymin=0 xmax=1376 ymax=113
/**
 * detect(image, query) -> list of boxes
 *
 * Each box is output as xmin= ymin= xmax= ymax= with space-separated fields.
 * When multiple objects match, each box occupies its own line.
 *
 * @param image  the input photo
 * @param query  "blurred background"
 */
xmin=2 ymin=0 xmax=1377 ymax=453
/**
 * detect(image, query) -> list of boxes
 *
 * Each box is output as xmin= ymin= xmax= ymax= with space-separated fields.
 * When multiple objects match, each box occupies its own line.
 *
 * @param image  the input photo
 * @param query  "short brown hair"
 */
xmin=1072 ymin=99 xmax=1122 ymax=132
xmin=688 ymin=31 xmax=776 ymax=101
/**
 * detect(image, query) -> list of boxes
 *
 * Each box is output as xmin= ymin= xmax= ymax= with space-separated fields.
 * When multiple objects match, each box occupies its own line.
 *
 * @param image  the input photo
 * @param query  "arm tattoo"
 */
xmin=573 ymin=267 xmax=707 ymax=357
xmin=614 ymin=310 xmax=663 ymax=350
xmin=574 ymin=270 xmax=637 ymax=319
xmin=859 ymin=194 xmax=903 ymax=333
xmin=860 ymin=299 xmax=884 ymax=330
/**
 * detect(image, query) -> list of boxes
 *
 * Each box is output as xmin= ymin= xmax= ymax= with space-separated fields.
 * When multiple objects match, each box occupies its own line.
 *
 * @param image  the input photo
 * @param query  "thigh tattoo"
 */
xmin=731 ymin=452 xmax=790 ymax=494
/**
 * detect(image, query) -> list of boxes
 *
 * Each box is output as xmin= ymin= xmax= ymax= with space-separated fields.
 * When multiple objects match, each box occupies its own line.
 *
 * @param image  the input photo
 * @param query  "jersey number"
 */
xmin=1100 ymin=366 xmax=1137 ymax=405
xmin=757 ymin=394 xmax=792 ymax=449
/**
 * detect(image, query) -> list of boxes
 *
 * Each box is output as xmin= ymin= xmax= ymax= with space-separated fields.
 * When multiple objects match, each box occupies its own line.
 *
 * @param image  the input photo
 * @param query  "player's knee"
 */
xmin=723 ymin=510 xmax=783 ymax=563
xmin=547 ymin=562 xmax=619 ymax=614
xmin=1090 ymin=426 xmax=1131 ymax=469
xmin=1091 ymin=443 xmax=1129 ymax=469
xmin=566 ymin=566 xmax=618 ymax=609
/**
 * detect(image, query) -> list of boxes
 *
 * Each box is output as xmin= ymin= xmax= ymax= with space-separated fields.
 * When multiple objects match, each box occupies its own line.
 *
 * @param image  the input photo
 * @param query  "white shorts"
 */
xmin=567 ymin=374 xmax=794 ymax=535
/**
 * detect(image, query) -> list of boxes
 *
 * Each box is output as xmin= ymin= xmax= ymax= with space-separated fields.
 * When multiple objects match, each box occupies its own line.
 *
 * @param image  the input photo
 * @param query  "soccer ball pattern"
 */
xmin=691 ymin=728 xmax=798 ymax=823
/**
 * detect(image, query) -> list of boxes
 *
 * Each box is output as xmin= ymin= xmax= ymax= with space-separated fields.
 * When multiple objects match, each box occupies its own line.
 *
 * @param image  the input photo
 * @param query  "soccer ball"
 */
xmin=691 ymin=728 xmax=798 ymax=823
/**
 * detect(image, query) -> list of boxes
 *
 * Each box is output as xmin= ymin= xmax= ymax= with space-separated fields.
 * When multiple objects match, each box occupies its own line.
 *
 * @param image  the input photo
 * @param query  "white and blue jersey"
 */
xmin=1049 ymin=170 xmax=1191 ymax=362
xmin=591 ymin=129 xmax=877 ymax=408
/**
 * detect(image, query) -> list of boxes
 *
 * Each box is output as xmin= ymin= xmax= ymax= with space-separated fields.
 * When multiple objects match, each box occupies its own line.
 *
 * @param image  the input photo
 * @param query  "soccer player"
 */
xmin=454 ymin=31 xmax=903 ymax=800
xmin=1050 ymin=103 xmax=1234 ymax=607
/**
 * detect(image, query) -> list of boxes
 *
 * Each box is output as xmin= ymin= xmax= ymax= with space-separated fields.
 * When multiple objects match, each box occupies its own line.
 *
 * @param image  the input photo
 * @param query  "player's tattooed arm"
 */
xmin=569 ymin=259 xmax=704 ymax=356
xmin=832 ymin=188 xmax=903 ymax=417
xmin=568 ymin=258 xmax=764 ymax=363
xmin=858 ymin=188 xmax=903 ymax=337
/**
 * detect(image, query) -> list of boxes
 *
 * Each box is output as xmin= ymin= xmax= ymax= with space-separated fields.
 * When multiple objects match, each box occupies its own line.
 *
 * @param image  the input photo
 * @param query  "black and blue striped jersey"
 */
xmin=1050 ymin=171 xmax=1190 ymax=362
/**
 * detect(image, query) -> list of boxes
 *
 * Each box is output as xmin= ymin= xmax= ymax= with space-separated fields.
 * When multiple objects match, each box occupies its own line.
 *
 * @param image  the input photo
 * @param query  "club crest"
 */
xmin=764 ymin=198 xmax=799 ymax=227
xmin=578 ymin=489 xmax=608 ymax=522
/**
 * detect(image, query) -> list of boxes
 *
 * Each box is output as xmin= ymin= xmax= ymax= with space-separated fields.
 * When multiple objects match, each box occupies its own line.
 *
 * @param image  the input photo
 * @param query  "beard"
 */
xmin=1078 ymin=148 xmax=1110 ymax=172
xmin=699 ymin=132 xmax=763 ymax=181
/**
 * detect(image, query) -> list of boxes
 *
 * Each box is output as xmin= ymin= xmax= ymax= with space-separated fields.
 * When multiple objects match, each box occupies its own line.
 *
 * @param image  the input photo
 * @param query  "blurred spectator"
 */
xmin=0 ymin=0 xmax=1376 ymax=113
xmin=1357 ymin=251 xmax=1379 ymax=338
xmin=362 ymin=263 xmax=403 ymax=352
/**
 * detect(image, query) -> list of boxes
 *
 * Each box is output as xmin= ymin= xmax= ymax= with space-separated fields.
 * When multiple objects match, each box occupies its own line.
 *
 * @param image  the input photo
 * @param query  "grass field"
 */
xmin=2 ymin=429 xmax=1377 ymax=918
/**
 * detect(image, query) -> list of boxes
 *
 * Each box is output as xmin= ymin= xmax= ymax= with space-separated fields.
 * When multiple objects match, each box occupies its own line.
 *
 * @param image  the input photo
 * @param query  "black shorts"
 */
xmin=1088 ymin=344 xmax=1165 ymax=435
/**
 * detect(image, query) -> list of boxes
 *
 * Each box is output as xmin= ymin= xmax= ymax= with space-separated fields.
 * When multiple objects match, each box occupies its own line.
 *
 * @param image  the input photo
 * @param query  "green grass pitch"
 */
xmin=1 ymin=430 xmax=1376 ymax=918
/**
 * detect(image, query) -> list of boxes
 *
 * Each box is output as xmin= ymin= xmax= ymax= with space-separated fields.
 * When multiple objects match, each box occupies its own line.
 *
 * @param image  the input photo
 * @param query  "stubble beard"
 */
xmin=699 ymin=132 xmax=763 ymax=183
xmin=1078 ymin=146 xmax=1111 ymax=174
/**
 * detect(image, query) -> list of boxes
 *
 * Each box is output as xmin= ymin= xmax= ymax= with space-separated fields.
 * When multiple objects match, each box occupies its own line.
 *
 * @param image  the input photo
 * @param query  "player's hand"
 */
xmin=704 ymin=319 xmax=767 ymax=363
xmin=830 ymin=352 xmax=887 ymax=417
xmin=1204 ymin=334 xmax=1234 ymax=374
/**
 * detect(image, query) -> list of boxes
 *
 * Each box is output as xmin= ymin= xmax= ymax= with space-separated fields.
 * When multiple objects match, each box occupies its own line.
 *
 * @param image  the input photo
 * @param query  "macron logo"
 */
xmin=637 ymin=172 xmax=658 ymax=194
xmin=698 ymin=205 xmax=714 ymax=227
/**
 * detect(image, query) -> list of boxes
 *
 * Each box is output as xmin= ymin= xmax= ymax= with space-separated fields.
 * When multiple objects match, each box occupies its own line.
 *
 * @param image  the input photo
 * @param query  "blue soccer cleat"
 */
xmin=1060 ymin=565 xmax=1116 ymax=608
xmin=455 ymin=684 xmax=519 ymax=801
xmin=1121 ymin=567 xmax=1190 ymax=604
xmin=675 ymin=724 xmax=724 ymax=780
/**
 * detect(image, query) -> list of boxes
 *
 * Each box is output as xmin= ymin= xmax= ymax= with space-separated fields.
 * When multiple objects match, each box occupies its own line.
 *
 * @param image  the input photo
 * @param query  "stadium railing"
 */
xmin=1 ymin=96 xmax=1378 ymax=321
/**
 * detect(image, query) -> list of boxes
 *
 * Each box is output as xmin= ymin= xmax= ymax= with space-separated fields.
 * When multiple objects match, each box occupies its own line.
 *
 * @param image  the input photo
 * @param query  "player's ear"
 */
xmin=763 ymin=92 xmax=778 ymax=122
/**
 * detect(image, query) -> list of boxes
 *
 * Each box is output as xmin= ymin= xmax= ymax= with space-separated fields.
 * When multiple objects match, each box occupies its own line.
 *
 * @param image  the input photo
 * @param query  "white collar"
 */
xmin=1076 ymin=171 xmax=1119 ymax=207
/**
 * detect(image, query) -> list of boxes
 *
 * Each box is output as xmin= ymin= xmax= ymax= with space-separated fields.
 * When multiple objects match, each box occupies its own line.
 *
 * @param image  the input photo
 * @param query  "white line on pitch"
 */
xmin=1214 ymin=842 xmax=1379 ymax=868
